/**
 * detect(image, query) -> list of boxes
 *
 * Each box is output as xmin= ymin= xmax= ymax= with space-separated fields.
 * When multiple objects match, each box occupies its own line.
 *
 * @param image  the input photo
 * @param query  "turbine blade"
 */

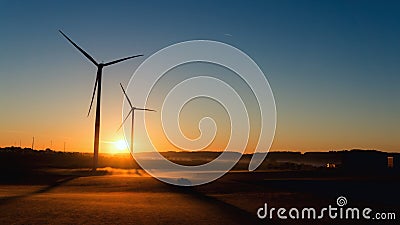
xmin=120 ymin=83 xmax=133 ymax=108
xmin=59 ymin=30 xmax=98 ymax=66
xmin=117 ymin=108 xmax=134 ymax=131
xmin=103 ymin=54 xmax=143 ymax=66
xmin=135 ymin=107 xmax=156 ymax=112
xmin=87 ymin=77 xmax=98 ymax=117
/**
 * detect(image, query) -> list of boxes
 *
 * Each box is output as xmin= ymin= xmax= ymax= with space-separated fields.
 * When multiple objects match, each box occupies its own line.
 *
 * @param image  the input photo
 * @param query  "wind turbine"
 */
xmin=119 ymin=83 xmax=155 ymax=153
xmin=59 ymin=30 xmax=143 ymax=171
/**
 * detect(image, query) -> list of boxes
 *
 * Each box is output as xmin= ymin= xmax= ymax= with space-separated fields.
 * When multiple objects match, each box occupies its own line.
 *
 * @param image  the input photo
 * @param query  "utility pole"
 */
xmin=31 ymin=136 xmax=35 ymax=150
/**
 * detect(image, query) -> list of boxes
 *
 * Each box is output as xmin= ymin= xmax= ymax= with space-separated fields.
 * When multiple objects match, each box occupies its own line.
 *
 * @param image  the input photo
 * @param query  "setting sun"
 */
xmin=114 ymin=140 xmax=128 ymax=151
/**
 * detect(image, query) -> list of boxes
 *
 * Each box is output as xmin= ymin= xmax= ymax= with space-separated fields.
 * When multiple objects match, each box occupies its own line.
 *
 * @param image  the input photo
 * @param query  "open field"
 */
xmin=0 ymin=169 xmax=398 ymax=225
xmin=0 ymin=172 xmax=257 ymax=225
xmin=0 ymin=148 xmax=398 ymax=224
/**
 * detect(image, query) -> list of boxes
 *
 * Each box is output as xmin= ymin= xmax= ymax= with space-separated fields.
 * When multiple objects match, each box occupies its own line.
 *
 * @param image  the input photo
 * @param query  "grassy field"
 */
xmin=0 ymin=148 xmax=398 ymax=224
xmin=0 ymin=169 xmax=398 ymax=225
xmin=0 ymin=172 xmax=253 ymax=225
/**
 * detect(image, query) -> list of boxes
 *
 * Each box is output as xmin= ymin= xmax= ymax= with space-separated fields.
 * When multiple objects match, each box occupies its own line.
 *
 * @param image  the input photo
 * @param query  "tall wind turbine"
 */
xmin=59 ymin=30 xmax=143 ymax=171
xmin=119 ymin=83 xmax=155 ymax=153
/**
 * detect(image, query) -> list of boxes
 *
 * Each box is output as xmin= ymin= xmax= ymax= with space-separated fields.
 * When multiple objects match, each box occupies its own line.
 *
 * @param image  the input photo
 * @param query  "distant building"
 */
xmin=387 ymin=156 xmax=394 ymax=168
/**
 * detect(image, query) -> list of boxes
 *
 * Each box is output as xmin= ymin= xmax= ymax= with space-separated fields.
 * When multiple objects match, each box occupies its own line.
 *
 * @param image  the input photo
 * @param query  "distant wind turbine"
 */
xmin=119 ymin=83 xmax=155 ymax=153
xmin=59 ymin=30 xmax=143 ymax=171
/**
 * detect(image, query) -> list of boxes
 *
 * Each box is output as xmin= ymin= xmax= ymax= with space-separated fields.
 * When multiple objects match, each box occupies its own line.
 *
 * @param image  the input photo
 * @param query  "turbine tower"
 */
xmin=59 ymin=30 xmax=143 ymax=171
xmin=119 ymin=83 xmax=155 ymax=153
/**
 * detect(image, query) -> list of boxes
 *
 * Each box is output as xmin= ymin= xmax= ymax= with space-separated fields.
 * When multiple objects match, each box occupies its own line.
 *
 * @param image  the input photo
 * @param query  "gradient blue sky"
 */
xmin=0 ymin=0 xmax=399 ymax=152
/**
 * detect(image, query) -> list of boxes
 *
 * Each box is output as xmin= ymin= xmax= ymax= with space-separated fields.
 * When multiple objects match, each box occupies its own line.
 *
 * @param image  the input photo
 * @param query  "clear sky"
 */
xmin=0 ymin=0 xmax=399 ymax=153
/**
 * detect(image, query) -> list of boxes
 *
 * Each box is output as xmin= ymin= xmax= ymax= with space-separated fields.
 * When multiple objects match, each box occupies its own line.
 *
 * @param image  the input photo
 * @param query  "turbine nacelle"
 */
xmin=118 ymin=83 xmax=156 ymax=132
xmin=58 ymin=30 xmax=143 ymax=117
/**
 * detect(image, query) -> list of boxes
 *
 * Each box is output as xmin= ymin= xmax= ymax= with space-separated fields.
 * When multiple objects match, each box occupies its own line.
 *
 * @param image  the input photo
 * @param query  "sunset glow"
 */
xmin=0 ymin=1 xmax=399 ymax=154
xmin=113 ymin=140 xmax=128 ymax=152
